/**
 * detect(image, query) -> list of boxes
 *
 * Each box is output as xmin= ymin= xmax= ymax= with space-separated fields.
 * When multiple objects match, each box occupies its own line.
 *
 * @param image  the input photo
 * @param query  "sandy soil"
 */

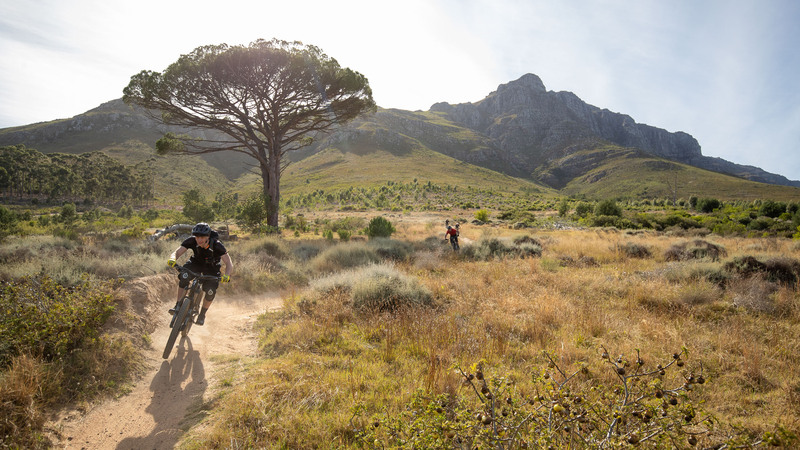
xmin=48 ymin=286 xmax=282 ymax=450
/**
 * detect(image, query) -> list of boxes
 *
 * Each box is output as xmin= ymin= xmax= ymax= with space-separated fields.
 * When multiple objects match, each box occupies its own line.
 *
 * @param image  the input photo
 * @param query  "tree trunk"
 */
xmin=258 ymin=162 xmax=276 ymax=228
xmin=267 ymin=156 xmax=281 ymax=228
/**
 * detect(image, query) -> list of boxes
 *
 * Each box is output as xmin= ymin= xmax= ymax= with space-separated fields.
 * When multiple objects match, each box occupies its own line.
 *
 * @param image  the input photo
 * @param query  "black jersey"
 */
xmin=180 ymin=236 xmax=227 ymax=269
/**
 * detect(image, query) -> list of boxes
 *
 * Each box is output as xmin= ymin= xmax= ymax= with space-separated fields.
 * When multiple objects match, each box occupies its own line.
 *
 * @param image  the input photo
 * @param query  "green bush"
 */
xmin=696 ymin=198 xmax=721 ymax=213
xmin=575 ymin=202 xmax=593 ymax=217
xmin=364 ymin=216 xmax=395 ymax=239
xmin=0 ymin=276 xmax=116 ymax=367
xmin=759 ymin=200 xmax=787 ymax=218
xmin=594 ymin=200 xmax=622 ymax=217
xmin=474 ymin=209 xmax=490 ymax=222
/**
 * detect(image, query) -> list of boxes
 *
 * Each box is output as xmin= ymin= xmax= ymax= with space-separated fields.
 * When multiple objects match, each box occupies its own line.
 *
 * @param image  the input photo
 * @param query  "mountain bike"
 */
xmin=162 ymin=265 xmax=220 ymax=359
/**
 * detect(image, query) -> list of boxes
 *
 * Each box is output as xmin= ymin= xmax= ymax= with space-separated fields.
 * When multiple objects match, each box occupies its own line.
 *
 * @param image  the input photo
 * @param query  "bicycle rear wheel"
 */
xmin=163 ymin=295 xmax=193 ymax=359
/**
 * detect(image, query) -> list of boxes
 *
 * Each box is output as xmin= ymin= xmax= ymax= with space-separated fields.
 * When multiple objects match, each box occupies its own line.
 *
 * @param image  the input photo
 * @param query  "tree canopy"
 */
xmin=123 ymin=38 xmax=376 ymax=226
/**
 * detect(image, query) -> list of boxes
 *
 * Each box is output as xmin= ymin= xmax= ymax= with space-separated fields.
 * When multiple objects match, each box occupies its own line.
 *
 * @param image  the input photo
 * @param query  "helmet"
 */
xmin=192 ymin=222 xmax=211 ymax=236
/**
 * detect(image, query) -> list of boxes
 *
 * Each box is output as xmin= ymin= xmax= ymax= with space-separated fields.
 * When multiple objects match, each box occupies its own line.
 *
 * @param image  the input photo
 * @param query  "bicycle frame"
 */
xmin=163 ymin=265 xmax=220 ymax=359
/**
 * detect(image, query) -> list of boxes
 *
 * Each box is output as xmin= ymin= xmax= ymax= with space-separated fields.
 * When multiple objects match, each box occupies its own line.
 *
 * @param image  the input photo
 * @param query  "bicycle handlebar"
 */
xmin=172 ymin=264 xmax=221 ymax=282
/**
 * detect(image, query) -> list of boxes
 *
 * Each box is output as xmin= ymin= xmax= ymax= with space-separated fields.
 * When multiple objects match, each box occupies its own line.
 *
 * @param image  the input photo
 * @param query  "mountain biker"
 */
xmin=167 ymin=222 xmax=233 ymax=326
xmin=444 ymin=224 xmax=459 ymax=250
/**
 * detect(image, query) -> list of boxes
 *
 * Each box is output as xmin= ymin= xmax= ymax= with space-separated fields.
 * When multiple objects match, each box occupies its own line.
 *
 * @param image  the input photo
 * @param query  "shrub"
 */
xmin=474 ymin=209 xmax=490 ymax=222
xmin=250 ymin=237 xmax=288 ymax=259
xmin=696 ymin=197 xmax=721 ymax=213
xmin=292 ymin=242 xmax=327 ymax=262
xmin=462 ymin=237 xmax=511 ymax=261
xmin=356 ymin=349 xmax=784 ymax=448
xmin=514 ymin=242 xmax=543 ymax=258
xmin=461 ymin=237 xmax=540 ymax=261
xmin=759 ymin=200 xmax=787 ymax=218
xmin=0 ymin=275 xmax=118 ymax=367
xmin=337 ymin=229 xmax=352 ymax=241
xmin=364 ymin=216 xmax=395 ymax=239
xmin=594 ymin=199 xmax=622 ymax=217
xmin=763 ymin=258 xmax=800 ymax=286
xmin=309 ymin=264 xmax=432 ymax=312
xmin=575 ymin=202 xmax=593 ymax=217
xmin=310 ymin=242 xmax=381 ymax=273
xmin=616 ymin=242 xmax=651 ymax=258
xmin=664 ymin=239 xmax=727 ymax=262
xmin=350 ymin=265 xmax=433 ymax=312
xmin=368 ymin=238 xmax=414 ymax=262
xmin=512 ymin=235 xmax=542 ymax=247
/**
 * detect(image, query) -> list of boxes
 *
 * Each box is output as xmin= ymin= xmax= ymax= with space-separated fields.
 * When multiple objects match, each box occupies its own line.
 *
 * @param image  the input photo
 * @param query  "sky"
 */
xmin=1 ymin=0 xmax=799 ymax=181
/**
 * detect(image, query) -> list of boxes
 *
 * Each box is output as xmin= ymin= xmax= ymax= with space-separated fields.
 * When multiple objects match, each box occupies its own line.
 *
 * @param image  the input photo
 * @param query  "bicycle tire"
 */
xmin=181 ymin=299 xmax=196 ymax=338
xmin=163 ymin=294 xmax=193 ymax=359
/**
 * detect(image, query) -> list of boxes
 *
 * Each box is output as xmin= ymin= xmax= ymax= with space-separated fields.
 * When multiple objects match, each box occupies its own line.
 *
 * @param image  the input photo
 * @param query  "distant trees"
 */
xmin=0 ymin=145 xmax=152 ymax=204
xmin=123 ymin=38 xmax=376 ymax=227
xmin=181 ymin=189 xmax=215 ymax=223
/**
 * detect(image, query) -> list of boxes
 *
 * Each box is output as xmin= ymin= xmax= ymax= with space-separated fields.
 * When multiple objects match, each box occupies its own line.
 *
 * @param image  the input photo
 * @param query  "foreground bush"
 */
xmin=0 ymin=276 xmax=141 ymax=448
xmin=356 ymin=348 xmax=795 ymax=448
xmin=0 ymin=276 xmax=116 ymax=366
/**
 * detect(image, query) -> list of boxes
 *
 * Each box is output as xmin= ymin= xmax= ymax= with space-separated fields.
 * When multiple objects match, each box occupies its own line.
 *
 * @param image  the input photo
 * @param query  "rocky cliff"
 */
xmin=427 ymin=74 xmax=799 ymax=187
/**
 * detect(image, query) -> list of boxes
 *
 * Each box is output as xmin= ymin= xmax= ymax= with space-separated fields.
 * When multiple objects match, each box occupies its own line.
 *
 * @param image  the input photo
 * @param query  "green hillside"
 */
xmin=548 ymin=145 xmax=800 ymax=202
xmin=234 ymin=129 xmax=555 ymax=203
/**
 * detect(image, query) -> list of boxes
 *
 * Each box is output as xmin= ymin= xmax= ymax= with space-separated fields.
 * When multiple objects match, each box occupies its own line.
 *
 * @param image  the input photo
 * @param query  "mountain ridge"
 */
xmin=1 ymin=73 xmax=798 ymax=197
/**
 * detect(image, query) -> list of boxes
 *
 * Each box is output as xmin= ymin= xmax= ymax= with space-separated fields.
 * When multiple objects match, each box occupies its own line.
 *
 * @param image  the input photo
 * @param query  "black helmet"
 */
xmin=192 ymin=222 xmax=211 ymax=236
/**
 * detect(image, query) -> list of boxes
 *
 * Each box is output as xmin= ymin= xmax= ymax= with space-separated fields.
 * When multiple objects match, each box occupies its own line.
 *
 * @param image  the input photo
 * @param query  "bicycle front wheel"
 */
xmin=163 ymin=295 xmax=193 ymax=359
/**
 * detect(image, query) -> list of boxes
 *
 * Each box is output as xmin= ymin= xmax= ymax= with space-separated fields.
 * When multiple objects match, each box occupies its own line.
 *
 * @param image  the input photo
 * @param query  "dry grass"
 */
xmin=183 ymin=227 xmax=800 ymax=447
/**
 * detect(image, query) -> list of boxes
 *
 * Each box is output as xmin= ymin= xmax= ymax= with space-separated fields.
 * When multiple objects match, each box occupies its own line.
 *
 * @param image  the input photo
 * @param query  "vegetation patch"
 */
xmin=310 ymin=264 xmax=433 ymax=313
xmin=664 ymin=239 xmax=727 ymax=261
xmin=462 ymin=236 xmax=542 ymax=261
xmin=723 ymin=255 xmax=800 ymax=287
xmin=0 ymin=276 xmax=143 ymax=448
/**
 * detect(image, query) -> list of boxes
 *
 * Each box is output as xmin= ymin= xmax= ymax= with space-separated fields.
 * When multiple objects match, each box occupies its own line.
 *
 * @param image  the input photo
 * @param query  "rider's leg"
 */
xmin=195 ymin=279 xmax=219 ymax=326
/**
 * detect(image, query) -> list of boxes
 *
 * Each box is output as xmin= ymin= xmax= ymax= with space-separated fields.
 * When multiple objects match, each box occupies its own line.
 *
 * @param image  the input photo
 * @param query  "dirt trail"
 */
xmin=49 ymin=284 xmax=282 ymax=450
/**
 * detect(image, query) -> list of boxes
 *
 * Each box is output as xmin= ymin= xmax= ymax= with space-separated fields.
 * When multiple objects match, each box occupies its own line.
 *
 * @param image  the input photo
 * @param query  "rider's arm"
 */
xmin=221 ymin=253 xmax=233 ymax=276
xmin=170 ymin=246 xmax=188 ymax=261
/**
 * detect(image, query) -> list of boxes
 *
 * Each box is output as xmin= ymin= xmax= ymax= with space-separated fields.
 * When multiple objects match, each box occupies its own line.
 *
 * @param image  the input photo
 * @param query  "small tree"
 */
xmin=59 ymin=203 xmax=78 ymax=225
xmin=182 ymin=189 xmax=215 ymax=223
xmin=575 ymin=202 xmax=593 ymax=217
xmin=696 ymin=198 xmax=721 ymax=213
xmin=594 ymin=199 xmax=622 ymax=217
xmin=759 ymin=200 xmax=787 ymax=218
xmin=557 ymin=198 xmax=569 ymax=217
xmin=474 ymin=209 xmax=490 ymax=222
xmin=365 ymin=216 xmax=395 ymax=239
xmin=212 ymin=192 xmax=238 ymax=230
xmin=236 ymin=193 xmax=270 ymax=233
